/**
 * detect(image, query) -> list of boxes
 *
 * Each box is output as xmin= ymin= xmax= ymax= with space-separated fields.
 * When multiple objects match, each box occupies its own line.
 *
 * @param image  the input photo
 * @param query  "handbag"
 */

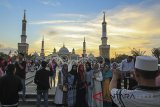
xmin=63 ymin=85 xmax=68 ymax=92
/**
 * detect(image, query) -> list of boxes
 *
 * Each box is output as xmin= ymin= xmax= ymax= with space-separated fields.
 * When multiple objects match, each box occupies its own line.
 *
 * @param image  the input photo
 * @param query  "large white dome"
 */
xmin=59 ymin=46 xmax=69 ymax=54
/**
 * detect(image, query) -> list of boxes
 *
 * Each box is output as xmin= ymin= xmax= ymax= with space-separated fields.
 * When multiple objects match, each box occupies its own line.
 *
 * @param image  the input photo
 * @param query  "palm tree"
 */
xmin=111 ymin=54 xmax=128 ymax=63
xmin=131 ymin=48 xmax=146 ymax=57
xmin=152 ymin=48 xmax=160 ymax=63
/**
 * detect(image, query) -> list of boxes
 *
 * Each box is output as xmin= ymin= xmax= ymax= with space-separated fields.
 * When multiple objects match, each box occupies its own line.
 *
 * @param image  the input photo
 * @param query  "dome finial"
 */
xmin=63 ymin=43 xmax=65 ymax=47
xmin=24 ymin=9 xmax=26 ymax=20
xmin=103 ymin=11 xmax=105 ymax=22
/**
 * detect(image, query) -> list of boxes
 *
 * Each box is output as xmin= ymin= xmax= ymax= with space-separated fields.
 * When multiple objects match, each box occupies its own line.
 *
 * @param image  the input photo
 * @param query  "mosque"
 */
xmin=50 ymin=44 xmax=80 ymax=61
xmin=18 ymin=11 xmax=110 ymax=60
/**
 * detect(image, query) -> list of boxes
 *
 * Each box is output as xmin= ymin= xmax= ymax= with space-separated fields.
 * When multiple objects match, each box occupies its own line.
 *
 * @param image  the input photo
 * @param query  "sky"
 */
xmin=0 ymin=0 xmax=160 ymax=58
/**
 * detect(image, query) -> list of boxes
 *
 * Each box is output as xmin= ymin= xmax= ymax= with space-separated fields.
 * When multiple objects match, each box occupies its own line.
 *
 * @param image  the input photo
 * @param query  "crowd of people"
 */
xmin=0 ymin=53 xmax=160 ymax=107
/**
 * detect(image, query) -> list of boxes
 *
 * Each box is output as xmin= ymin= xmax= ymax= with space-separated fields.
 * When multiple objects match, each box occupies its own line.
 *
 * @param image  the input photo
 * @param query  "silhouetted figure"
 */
xmin=0 ymin=64 xmax=22 ymax=107
xmin=49 ymin=59 xmax=57 ymax=87
xmin=15 ymin=53 xmax=26 ymax=101
xmin=34 ymin=61 xmax=50 ymax=107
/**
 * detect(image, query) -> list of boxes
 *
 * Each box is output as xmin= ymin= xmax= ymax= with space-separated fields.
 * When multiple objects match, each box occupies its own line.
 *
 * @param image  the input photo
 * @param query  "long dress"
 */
xmin=102 ymin=70 xmax=112 ymax=107
xmin=54 ymin=70 xmax=68 ymax=106
xmin=92 ymin=71 xmax=103 ymax=107
xmin=85 ymin=70 xmax=94 ymax=107
xmin=76 ymin=75 xmax=88 ymax=107
xmin=54 ymin=70 xmax=64 ymax=105
xmin=67 ymin=73 xmax=76 ymax=107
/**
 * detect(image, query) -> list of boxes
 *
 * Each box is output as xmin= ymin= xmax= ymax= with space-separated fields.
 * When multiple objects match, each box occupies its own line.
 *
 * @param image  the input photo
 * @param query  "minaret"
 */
xmin=82 ymin=37 xmax=87 ymax=57
xmin=21 ymin=10 xmax=27 ymax=43
xmin=53 ymin=48 xmax=56 ymax=53
xmin=102 ymin=12 xmax=107 ymax=45
xmin=40 ymin=36 xmax=45 ymax=58
xmin=72 ymin=48 xmax=75 ymax=54
xmin=18 ymin=10 xmax=29 ymax=55
xmin=99 ymin=12 xmax=110 ymax=59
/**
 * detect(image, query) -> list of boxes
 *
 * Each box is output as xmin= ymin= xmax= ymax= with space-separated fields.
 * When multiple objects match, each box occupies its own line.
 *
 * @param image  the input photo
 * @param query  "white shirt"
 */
xmin=120 ymin=59 xmax=134 ymax=72
xmin=111 ymin=87 xmax=160 ymax=107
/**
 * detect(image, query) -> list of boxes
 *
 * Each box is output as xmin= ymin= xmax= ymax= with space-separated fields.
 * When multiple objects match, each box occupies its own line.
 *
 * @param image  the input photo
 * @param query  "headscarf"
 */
xmin=78 ymin=64 xmax=85 ymax=80
xmin=62 ymin=63 xmax=68 ymax=76
xmin=69 ymin=64 xmax=77 ymax=75
xmin=111 ymin=62 xmax=118 ymax=70
xmin=69 ymin=64 xmax=78 ymax=85
xmin=62 ymin=63 xmax=68 ymax=84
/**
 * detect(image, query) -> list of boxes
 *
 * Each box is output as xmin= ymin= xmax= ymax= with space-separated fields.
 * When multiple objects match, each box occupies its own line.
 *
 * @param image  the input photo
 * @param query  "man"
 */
xmin=34 ymin=61 xmax=50 ymax=107
xmin=0 ymin=64 xmax=22 ymax=107
xmin=15 ymin=53 xmax=26 ymax=101
xmin=120 ymin=56 xmax=134 ymax=89
xmin=109 ymin=56 xmax=160 ymax=107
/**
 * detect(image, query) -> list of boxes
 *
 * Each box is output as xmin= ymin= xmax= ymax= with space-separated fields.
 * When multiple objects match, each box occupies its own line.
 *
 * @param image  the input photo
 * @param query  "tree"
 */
xmin=131 ymin=48 xmax=146 ymax=57
xmin=152 ymin=48 xmax=160 ymax=63
xmin=111 ymin=54 xmax=128 ymax=63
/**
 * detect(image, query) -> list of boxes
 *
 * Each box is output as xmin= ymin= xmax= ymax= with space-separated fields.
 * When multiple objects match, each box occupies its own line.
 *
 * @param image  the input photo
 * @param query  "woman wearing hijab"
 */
xmin=55 ymin=64 xmax=68 ymax=107
xmin=92 ymin=63 xmax=103 ymax=107
xmin=67 ymin=64 xmax=77 ymax=107
xmin=76 ymin=64 xmax=88 ymax=107
xmin=102 ymin=64 xmax=112 ymax=107
xmin=85 ymin=62 xmax=94 ymax=107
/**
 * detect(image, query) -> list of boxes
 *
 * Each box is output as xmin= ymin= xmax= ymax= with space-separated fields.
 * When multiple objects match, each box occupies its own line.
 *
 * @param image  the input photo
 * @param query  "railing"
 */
xmin=25 ymin=74 xmax=35 ymax=86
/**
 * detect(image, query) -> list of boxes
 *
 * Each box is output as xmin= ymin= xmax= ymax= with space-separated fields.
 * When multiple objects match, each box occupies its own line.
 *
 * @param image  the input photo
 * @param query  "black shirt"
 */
xmin=0 ymin=74 xmax=22 ymax=105
xmin=15 ymin=61 xmax=26 ymax=79
xmin=34 ymin=68 xmax=50 ymax=90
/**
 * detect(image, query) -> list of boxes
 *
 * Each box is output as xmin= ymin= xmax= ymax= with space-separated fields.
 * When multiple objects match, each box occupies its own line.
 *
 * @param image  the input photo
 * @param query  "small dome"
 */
xmin=32 ymin=52 xmax=39 ymax=57
xmin=88 ymin=53 xmax=94 ymax=58
xmin=59 ymin=46 xmax=69 ymax=54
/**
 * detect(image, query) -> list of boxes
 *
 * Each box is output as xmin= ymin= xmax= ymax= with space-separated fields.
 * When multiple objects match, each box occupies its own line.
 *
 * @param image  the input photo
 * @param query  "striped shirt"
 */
xmin=111 ymin=87 xmax=160 ymax=107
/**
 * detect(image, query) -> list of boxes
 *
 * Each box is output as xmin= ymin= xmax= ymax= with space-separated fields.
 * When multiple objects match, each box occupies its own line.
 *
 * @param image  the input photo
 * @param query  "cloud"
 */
xmin=0 ymin=47 xmax=17 ymax=54
xmin=39 ymin=0 xmax=61 ymax=7
xmin=30 ymin=20 xmax=85 ymax=25
xmin=54 ymin=13 xmax=89 ymax=19
xmin=30 ymin=0 xmax=160 ymax=58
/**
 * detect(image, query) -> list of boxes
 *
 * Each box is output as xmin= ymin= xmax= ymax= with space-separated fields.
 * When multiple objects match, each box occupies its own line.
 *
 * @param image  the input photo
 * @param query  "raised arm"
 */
xmin=109 ymin=69 xmax=120 ymax=92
